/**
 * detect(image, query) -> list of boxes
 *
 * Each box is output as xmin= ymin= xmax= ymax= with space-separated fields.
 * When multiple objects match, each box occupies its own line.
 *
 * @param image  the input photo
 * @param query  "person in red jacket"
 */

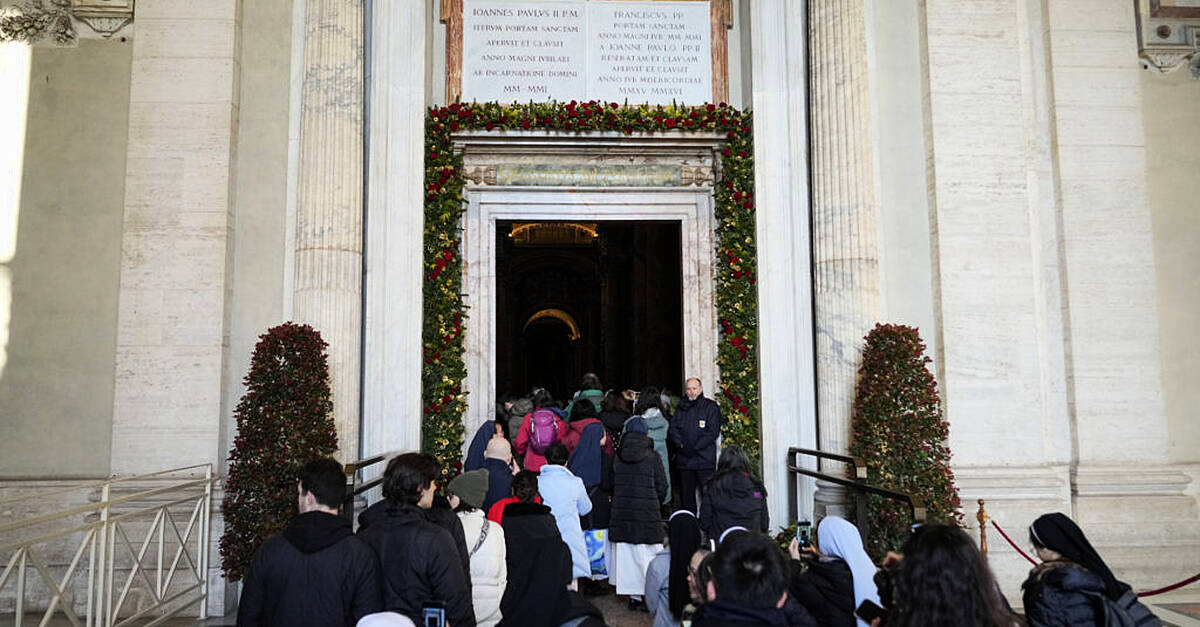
xmin=513 ymin=388 xmax=566 ymax=472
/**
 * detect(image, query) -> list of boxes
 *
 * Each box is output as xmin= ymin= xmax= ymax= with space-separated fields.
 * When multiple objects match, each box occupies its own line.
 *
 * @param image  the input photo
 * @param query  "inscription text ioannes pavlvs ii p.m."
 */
xmin=461 ymin=1 xmax=712 ymax=105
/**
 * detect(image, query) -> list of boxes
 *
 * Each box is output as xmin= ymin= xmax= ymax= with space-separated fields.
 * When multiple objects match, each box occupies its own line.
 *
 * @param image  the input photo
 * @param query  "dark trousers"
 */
xmin=680 ymin=468 xmax=713 ymax=514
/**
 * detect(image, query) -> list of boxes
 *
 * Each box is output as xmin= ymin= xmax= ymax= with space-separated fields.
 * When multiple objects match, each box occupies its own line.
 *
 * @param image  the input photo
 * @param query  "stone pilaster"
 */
xmin=110 ymin=0 xmax=240 ymax=474
xmin=293 ymin=0 xmax=364 ymax=460
xmin=808 ymin=0 xmax=880 ymax=516
xmin=748 ymin=0 xmax=818 ymax=524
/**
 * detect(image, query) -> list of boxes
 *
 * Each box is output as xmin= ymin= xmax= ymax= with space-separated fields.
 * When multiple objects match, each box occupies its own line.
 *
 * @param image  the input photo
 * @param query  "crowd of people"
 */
xmin=236 ymin=374 xmax=1165 ymax=627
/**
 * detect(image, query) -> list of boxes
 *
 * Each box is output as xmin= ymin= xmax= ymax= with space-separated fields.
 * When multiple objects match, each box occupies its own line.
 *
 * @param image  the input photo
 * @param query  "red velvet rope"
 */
xmin=1137 ymin=572 xmax=1200 ymax=597
xmin=989 ymin=520 xmax=1199 ymax=597
xmin=990 ymin=520 xmax=1037 ymax=565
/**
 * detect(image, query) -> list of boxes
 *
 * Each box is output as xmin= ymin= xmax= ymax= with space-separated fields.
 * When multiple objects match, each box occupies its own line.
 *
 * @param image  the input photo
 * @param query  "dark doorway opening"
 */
xmin=495 ymin=220 xmax=683 ymax=402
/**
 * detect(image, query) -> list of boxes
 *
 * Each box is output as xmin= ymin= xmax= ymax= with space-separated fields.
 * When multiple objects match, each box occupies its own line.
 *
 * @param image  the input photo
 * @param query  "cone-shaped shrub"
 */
xmin=849 ymin=323 xmax=962 ymax=559
xmin=219 ymin=322 xmax=338 ymax=581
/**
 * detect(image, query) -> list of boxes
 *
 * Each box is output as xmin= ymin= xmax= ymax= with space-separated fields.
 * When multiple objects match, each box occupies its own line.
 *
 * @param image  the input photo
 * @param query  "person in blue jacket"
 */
xmin=537 ymin=442 xmax=593 ymax=583
xmin=669 ymin=377 xmax=723 ymax=514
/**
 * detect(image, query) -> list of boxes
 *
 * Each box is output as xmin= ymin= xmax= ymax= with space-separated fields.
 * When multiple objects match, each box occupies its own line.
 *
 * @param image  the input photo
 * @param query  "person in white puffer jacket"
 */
xmin=446 ymin=469 xmax=507 ymax=627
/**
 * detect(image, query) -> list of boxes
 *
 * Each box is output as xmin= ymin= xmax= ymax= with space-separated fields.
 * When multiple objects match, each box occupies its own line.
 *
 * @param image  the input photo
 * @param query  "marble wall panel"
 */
xmin=1047 ymin=0 xmax=1168 ymax=463
xmin=110 ymin=1 xmax=239 ymax=474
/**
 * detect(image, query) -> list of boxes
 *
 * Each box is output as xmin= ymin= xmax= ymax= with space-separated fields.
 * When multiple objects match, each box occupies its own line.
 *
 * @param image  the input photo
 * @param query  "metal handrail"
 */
xmin=786 ymin=447 xmax=925 ymax=542
xmin=0 ymin=465 xmax=214 ymax=626
xmin=0 ymin=479 xmax=210 ymax=536
xmin=0 ymin=464 xmax=213 ymax=507
xmin=341 ymin=451 xmax=401 ymax=521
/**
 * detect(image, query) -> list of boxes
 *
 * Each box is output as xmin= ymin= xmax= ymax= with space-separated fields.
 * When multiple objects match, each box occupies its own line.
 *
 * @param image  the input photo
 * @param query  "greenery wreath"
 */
xmin=422 ymin=100 xmax=761 ymax=480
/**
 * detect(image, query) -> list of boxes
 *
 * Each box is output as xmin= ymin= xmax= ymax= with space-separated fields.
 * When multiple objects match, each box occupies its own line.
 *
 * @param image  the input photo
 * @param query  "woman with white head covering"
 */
xmin=787 ymin=516 xmax=880 ymax=627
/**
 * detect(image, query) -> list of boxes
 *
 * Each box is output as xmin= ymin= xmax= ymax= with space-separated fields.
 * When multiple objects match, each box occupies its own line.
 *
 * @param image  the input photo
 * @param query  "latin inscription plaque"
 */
xmin=461 ymin=0 xmax=712 ymax=105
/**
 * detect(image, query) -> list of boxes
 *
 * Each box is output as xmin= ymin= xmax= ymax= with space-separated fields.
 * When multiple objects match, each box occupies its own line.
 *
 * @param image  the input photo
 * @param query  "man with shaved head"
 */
xmin=669 ymin=377 xmax=723 ymax=514
xmin=481 ymin=435 xmax=516 ymax=512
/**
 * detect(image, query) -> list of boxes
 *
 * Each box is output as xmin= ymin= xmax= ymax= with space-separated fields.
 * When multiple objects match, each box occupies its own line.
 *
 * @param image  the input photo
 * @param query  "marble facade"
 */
xmin=2 ymin=0 xmax=1198 ymax=614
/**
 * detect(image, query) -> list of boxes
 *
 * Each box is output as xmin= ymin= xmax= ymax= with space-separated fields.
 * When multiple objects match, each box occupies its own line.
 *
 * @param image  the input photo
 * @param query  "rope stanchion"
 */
xmin=1137 ymin=572 xmax=1200 ymax=597
xmin=990 ymin=519 xmax=1198 ymax=597
xmin=990 ymin=520 xmax=1037 ymax=566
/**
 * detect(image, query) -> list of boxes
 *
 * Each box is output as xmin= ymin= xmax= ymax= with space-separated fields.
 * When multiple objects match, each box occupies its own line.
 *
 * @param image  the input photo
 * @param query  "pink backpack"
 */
xmin=529 ymin=409 xmax=559 ymax=455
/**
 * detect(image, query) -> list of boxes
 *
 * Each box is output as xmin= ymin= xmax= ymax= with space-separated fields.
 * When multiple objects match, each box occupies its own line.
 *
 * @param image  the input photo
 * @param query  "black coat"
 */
xmin=1023 ymin=561 xmax=1161 ymax=627
xmin=609 ymin=432 xmax=668 ymax=544
xmin=788 ymin=558 xmax=855 ymax=627
xmin=359 ymin=497 xmax=472 ymax=590
xmin=583 ymin=452 xmax=614 ymax=530
xmin=600 ymin=409 xmax=630 ymax=446
xmin=692 ymin=599 xmax=800 ymax=627
xmin=669 ymin=395 xmax=723 ymax=470
xmin=357 ymin=503 xmax=476 ymax=627
xmin=481 ymin=457 xmax=514 ymax=513
xmin=237 ymin=511 xmax=381 ymax=627
xmin=700 ymin=470 xmax=769 ymax=539
xmin=497 ymin=502 xmax=575 ymax=627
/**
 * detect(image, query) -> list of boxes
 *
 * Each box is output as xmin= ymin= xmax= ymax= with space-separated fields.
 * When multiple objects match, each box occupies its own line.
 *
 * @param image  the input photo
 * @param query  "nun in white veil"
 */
xmin=788 ymin=516 xmax=880 ymax=627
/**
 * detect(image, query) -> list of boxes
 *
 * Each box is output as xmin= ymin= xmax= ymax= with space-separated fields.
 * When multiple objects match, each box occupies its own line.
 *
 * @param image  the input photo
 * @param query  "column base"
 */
xmin=813 ymin=479 xmax=852 ymax=520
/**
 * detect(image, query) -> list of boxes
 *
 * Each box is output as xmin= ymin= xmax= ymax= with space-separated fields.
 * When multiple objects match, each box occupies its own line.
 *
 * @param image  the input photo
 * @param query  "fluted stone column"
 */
xmin=809 ymin=0 xmax=880 ymax=514
xmin=294 ymin=0 xmax=364 ymax=460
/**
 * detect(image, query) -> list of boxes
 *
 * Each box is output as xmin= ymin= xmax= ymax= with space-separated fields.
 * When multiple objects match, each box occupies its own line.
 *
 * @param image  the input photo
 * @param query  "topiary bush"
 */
xmin=849 ymin=323 xmax=962 ymax=560
xmin=219 ymin=322 xmax=338 ymax=581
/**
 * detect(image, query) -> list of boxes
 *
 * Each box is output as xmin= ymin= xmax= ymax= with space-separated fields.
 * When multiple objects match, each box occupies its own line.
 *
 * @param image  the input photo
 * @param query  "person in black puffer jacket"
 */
xmin=357 ymin=453 xmax=475 ymax=627
xmin=609 ymin=417 xmax=669 ymax=603
xmin=1022 ymin=513 xmax=1161 ymax=627
xmin=699 ymin=445 xmax=769 ymax=541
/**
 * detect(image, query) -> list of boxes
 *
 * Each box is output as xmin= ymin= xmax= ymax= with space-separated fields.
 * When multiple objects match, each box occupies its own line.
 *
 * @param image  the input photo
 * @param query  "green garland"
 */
xmin=423 ymin=100 xmax=761 ymax=478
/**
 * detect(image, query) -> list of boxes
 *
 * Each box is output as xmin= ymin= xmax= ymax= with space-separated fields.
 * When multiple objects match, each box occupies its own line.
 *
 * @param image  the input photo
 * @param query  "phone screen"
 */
xmin=855 ymin=599 xmax=887 ymax=623
xmin=422 ymin=606 xmax=446 ymax=627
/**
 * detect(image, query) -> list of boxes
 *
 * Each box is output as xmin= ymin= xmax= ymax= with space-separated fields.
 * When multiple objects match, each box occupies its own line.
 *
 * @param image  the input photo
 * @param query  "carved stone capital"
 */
xmin=0 ymin=0 xmax=133 ymax=45
xmin=1136 ymin=1 xmax=1200 ymax=78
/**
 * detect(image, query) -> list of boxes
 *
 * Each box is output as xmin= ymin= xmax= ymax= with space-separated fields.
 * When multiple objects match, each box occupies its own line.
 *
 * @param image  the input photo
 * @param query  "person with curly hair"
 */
xmin=882 ymin=524 xmax=1020 ymax=627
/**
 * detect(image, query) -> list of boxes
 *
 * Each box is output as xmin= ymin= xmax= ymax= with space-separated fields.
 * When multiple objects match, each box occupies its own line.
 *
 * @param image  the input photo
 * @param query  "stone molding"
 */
xmin=455 ymin=131 xmax=724 ymax=188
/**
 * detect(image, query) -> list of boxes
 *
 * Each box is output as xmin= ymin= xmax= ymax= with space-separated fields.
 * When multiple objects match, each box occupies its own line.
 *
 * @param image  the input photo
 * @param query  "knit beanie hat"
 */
xmin=624 ymin=416 xmax=648 ymax=435
xmin=446 ymin=469 xmax=489 ymax=510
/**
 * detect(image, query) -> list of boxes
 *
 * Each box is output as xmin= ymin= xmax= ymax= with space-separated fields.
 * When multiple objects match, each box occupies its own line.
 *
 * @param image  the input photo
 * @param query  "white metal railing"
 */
xmin=0 ymin=464 xmax=214 ymax=626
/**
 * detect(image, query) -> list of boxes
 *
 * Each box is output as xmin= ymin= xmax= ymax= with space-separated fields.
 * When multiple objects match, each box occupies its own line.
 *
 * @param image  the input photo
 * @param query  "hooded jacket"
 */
xmin=699 ymin=471 xmax=769 ymax=539
xmin=537 ymin=464 xmax=593 ymax=579
xmin=497 ymin=502 xmax=575 ymax=627
xmin=356 ymin=503 xmax=476 ymax=627
xmin=237 ymin=511 xmax=382 ymax=627
xmin=565 ymin=388 xmax=605 ymax=417
xmin=610 ymin=431 xmax=668 ymax=544
xmin=669 ymin=394 xmax=723 ymax=470
xmin=634 ymin=408 xmax=673 ymax=502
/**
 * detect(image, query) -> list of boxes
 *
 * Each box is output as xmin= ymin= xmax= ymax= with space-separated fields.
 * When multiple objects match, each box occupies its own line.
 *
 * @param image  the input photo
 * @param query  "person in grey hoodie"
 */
xmin=631 ymin=386 xmax=672 ymax=504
